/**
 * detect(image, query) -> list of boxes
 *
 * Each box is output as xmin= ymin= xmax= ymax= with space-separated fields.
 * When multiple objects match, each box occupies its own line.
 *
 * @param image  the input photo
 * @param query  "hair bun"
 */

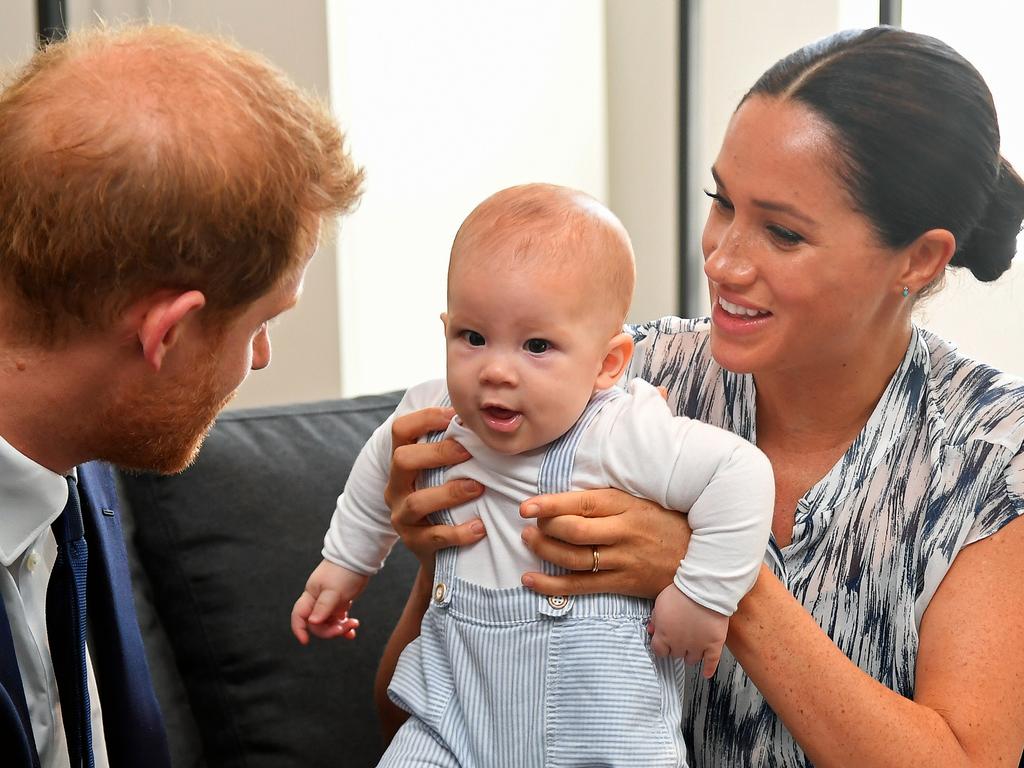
xmin=952 ymin=157 xmax=1024 ymax=281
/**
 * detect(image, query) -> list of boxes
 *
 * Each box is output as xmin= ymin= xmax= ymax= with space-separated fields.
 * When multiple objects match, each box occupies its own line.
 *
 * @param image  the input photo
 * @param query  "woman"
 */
xmin=378 ymin=27 xmax=1024 ymax=765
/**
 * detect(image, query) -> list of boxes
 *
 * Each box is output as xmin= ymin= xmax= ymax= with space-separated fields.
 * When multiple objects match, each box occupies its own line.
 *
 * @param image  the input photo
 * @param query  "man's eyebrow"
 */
xmin=710 ymin=166 xmax=819 ymax=228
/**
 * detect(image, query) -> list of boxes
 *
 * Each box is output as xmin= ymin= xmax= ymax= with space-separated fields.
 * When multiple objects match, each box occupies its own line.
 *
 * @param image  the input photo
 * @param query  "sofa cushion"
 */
xmin=119 ymin=392 xmax=416 ymax=767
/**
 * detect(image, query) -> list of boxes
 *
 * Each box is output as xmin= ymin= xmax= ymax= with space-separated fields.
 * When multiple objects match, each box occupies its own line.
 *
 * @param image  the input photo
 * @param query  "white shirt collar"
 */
xmin=0 ymin=434 xmax=69 ymax=567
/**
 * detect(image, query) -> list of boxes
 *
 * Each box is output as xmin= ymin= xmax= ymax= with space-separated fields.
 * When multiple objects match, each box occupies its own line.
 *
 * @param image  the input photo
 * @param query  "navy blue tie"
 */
xmin=46 ymin=475 xmax=95 ymax=768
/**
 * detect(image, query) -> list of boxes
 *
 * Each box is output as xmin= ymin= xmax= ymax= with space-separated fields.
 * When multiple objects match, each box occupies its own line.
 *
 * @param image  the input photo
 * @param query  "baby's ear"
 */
xmin=594 ymin=332 xmax=634 ymax=390
xmin=440 ymin=312 xmax=449 ymax=332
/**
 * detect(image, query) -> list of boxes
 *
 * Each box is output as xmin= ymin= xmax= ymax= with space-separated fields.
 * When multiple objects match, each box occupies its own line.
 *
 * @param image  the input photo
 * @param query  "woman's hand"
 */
xmin=384 ymin=406 xmax=486 ymax=570
xmin=518 ymin=489 xmax=691 ymax=599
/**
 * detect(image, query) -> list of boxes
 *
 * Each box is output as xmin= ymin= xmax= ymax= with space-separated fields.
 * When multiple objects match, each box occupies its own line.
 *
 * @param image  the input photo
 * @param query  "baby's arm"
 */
xmin=600 ymin=380 xmax=774 ymax=675
xmin=291 ymin=380 xmax=450 ymax=644
xmin=290 ymin=560 xmax=369 ymax=645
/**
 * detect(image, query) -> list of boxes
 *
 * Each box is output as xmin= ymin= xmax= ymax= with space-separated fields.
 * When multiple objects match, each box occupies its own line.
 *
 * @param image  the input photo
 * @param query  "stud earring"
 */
xmin=902 ymin=286 xmax=910 ymax=298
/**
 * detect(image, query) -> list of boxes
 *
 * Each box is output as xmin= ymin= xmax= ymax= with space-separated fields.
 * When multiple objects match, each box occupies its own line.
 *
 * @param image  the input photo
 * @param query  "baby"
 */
xmin=291 ymin=183 xmax=774 ymax=767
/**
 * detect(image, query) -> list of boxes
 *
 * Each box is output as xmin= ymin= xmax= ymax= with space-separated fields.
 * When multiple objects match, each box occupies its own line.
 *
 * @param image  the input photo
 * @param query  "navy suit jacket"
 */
xmin=0 ymin=462 xmax=171 ymax=767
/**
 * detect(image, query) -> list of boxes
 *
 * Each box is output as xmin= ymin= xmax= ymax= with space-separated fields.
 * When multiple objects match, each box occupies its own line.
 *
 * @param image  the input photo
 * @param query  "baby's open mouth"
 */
xmin=481 ymin=406 xmax=523 ymax=432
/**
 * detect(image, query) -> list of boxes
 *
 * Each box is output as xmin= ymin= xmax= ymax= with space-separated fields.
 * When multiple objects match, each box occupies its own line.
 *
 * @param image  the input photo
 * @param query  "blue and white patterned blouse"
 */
xmin=626 ymin=317 xmax=1024 ymax=767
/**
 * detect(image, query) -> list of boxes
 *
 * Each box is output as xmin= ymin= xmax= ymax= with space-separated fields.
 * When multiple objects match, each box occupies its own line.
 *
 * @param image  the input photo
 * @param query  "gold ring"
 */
xmin=591 ymin=546 xmax=600 ymax=573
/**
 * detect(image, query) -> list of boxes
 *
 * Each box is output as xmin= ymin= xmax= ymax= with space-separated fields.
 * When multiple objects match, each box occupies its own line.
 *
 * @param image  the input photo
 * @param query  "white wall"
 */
xmin=606 ymin=0 xmax=680 ymax=324
xmin=328 ymin=0 xmax=609 ymax=396
xmin=686 ymin=0 xmax=1024 ymax=378
xmin=0 ymin=1 xmax=35 ymax=68
xmin=685 ymin=0 xmax=855 ymax=315
xmin=902 ymin=1 xmax=1024 ymax=377
xmin=64 ymin=0 xmax=343 ymax=409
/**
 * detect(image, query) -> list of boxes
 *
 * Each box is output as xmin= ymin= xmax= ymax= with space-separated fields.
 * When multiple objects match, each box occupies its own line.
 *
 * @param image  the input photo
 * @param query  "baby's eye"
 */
xmin=524 ymin=338 xmax=551 ymax=354
xmin=461 ymin=330 xmax=486 ymax=346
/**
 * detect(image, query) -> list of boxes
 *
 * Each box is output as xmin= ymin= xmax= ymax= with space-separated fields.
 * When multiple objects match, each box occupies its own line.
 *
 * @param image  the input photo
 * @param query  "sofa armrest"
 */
xmin=118 ymin=392 xmax=416 ymax=767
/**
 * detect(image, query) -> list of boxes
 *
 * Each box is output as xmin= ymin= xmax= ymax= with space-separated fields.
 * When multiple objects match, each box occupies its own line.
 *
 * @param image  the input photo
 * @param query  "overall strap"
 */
xmin=421 ymin=394 xmax=458 ymax=608
xmin=536 ymin=387 xmax=625 ymax=617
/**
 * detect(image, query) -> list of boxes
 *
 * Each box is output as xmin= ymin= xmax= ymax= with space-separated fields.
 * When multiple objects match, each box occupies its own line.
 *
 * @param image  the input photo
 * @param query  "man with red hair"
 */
xmin=0 ymin=24 xmax=362 ymax=766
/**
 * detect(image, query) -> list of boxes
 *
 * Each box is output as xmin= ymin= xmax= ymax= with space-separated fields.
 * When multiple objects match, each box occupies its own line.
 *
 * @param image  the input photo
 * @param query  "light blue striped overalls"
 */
xmin=379 ymin=390 xmax=688 ymax=768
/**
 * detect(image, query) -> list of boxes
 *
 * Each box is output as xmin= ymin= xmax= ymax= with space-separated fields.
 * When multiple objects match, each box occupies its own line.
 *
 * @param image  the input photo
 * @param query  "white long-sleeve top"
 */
xmin=323 ymin=378 xmax=774 ymax=615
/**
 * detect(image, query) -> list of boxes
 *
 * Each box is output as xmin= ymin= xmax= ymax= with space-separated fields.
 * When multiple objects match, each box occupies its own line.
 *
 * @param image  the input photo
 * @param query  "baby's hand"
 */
xmin=290 ymin=560 xmax=369 ymax=645
xmin=648 ymin=584 xmax=729 ymax=678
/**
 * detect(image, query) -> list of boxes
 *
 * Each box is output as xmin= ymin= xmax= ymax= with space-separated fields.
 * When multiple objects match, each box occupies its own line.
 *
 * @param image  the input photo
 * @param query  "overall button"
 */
xmin=434 ymin=583 xmax=446 ymax=603
xmin=547 ymin=595 xmax=568 ymax=609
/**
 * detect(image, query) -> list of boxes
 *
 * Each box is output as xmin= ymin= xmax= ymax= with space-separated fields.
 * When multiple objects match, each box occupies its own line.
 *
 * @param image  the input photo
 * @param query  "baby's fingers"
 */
xmin=309 ymin=589 xmax=348 ymax=624
xmin=290 ymin=592 xmax=316 ymax=645
xmin=701 ymin=645 xmax=722 ymax=678
xmin=651 ymin=633 xmax=671 ymax=658
xmin=308 ymin=617 xmax=361 ymax=641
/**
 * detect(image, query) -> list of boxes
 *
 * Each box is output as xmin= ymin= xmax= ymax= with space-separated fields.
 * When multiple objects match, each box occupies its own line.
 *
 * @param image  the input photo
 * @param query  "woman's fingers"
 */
xmin=385 ymin=438 xmax=469 ymax=507
xmin=390 ymin=406 xmax=457 ymax=448
xmin=521 ymin=526 xmax=614 ymax=570
xmin=521 ymin=488 xmax=635 ymax=521
xmin=384 ymin=408 xmax=462 ymax=507
xmin=534 ymin=514 xmax=624 ymax=546
xmin=521 ymin=569 xmax=624 ymax=597
xmin=391 ymin=478 xmax=483 ymax=527
xmin=520 ymin=492 xmax=692 ymax=600
xmin=402 ymin=519 xmax=487 ymax=554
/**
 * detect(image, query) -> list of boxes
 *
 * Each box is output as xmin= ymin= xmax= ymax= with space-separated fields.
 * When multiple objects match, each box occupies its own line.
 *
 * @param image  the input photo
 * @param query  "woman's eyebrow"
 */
xmin=711 ymin=166 xmax=819 ymax=228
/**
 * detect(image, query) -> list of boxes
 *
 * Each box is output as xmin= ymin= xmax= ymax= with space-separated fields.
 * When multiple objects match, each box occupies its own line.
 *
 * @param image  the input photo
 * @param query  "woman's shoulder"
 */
xmin=921 ymin=328 xmax=1024 ymax=453
xmin=628 ymin=315 xmax=711 ymax=344
xmin=626 ymin=316 xmax=713 ymax=381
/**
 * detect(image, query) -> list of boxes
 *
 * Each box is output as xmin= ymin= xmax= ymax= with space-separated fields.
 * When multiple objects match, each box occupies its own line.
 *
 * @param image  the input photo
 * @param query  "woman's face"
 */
xmin=702 ymin=95 xmax=909 ymax=378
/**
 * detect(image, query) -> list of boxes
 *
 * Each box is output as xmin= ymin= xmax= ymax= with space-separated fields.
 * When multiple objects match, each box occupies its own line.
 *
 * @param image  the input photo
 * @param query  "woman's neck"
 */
xmin=753 ymin=325 xmax=913 ymax=454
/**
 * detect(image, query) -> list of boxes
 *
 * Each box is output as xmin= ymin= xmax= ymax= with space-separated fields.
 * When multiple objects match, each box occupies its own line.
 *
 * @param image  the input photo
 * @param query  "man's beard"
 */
xmin=92 ymin=352 xmax=237 ymax=475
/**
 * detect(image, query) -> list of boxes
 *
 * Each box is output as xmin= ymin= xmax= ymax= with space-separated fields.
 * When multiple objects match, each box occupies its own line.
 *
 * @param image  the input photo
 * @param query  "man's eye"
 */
xmin=524 ymin=338 xmax=550 ymax=354
xmin=462 ymin=330 xmax=485 ymax=346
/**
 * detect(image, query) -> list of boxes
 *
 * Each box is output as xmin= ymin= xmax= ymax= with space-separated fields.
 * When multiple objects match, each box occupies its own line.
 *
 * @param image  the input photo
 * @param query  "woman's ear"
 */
xmin=594 ymin=332 xmax=635 ymax=390
xmin=134 ymin=290 xmax=208 ymax=371
xmin=900 ymin=228 xmax=956 ymax=294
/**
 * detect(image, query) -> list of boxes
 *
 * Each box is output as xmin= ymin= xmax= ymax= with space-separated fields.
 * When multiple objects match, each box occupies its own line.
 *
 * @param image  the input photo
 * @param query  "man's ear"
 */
xmin=594 ymin=332 xmax=634 ymax=391
xmin=135 ymin=290 xmax=207 ymax=371
xmin=899 ymin=228 xmax=956 ymax=295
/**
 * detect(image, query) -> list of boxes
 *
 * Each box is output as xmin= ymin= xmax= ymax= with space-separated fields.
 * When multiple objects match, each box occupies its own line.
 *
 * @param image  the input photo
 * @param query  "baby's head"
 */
xmin=443 ymin=183 xmax=636 ymax=454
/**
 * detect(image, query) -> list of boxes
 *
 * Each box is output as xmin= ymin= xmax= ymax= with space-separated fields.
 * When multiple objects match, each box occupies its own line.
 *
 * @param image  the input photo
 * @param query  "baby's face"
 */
xmin=444 ymin=259 xmax=614 ymax=455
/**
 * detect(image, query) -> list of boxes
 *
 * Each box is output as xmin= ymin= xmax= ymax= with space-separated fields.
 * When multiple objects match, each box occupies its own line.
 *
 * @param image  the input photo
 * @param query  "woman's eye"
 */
xmin=524 ymin=338 xmax=551 ymax=354
xmin=767 ymin=224 xmax=804 ymax=246
xmin=462 ymin=330 xmax=485 ymax=346
xmin=703 ymin=188 xmax=734 ymax=211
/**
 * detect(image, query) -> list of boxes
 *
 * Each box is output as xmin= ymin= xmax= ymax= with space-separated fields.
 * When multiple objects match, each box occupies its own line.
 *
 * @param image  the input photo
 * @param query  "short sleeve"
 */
xmin=625 ymin=316 xmax=711 ymax=386
xmin=964 ymin=448 xmax=1024 ymax=546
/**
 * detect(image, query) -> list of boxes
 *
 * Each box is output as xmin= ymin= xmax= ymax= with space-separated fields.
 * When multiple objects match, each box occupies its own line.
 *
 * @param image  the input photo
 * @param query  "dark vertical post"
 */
xmin=677 ymin=0 xmax=691 ymax=317
xmin=36 ymin=0 xmax=67 ymax=46
xmin=880 ymin=0 xmax=902 ymax=26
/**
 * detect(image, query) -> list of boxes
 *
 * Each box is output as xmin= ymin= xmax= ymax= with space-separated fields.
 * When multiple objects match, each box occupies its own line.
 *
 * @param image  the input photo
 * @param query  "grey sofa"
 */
xmin=117 ymin=391 xmax=415 ymax=767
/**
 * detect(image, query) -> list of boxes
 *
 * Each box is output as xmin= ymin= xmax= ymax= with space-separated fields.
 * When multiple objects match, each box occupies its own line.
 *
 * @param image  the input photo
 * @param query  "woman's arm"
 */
xmin=525 ymin=491 xmax=1024 ymax=766
xmin=728 ymin=516 xmax=1024 ymax=767
xmin=374 ymin=565 xmax=434 ymax=740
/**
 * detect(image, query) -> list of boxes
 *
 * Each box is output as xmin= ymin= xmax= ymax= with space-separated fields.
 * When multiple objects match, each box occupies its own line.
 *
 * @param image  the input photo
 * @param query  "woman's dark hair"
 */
xmin=745 ymin=26 xmax=1024 ymax=282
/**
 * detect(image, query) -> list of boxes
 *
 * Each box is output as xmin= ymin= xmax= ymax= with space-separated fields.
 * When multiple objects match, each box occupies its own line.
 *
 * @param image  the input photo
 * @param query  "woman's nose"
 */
xmin=704 ymin=226 xmax=756 ymax=287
